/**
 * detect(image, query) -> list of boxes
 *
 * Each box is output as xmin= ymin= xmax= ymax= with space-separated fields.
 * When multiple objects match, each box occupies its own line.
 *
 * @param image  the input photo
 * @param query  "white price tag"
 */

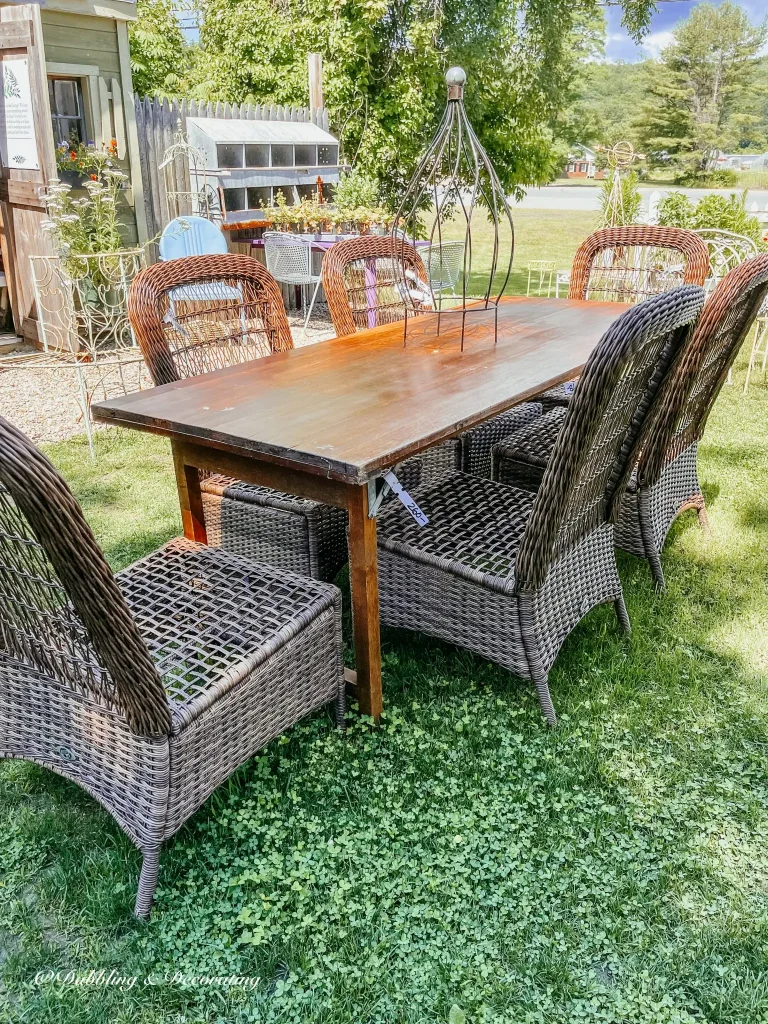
xmin=383 ymin=471 xmax=429 ymax=527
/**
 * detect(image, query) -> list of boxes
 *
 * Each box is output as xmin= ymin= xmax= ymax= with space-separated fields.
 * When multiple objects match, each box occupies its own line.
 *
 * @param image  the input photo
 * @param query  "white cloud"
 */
xmin=640 ymin=30 xmax=675 ymax=58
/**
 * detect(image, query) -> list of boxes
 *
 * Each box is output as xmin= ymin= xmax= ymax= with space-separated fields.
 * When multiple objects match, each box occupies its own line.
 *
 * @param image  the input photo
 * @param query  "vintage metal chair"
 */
xmin=375 ymin=286 xmax=705 ymax=725
xmin=159 ymin=216 xmax=229 ymax=261
xmin=423 ymin=240 xmax=466 ymax=301
xmin=0 ymin=415 xmax=344 ymax=918
xmin=539 ymin=225 xmax=710 ymax=409
xmin=321 ymin=235 xmax=541 ymax=484
xmin=128 ymin=254 xmax=348 ymax=581
xmin=495 ymin=255 xmax=768 ymax=588
xmin=263 ymin=231 xmax=323 ymax=338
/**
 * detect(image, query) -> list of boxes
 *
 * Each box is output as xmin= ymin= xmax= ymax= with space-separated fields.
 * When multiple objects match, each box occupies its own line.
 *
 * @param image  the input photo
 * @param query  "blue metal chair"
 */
xmin=159 ymin=217 xmax=241 ymax=320
xmin=159 ymin=216 xmax=228 ymax=261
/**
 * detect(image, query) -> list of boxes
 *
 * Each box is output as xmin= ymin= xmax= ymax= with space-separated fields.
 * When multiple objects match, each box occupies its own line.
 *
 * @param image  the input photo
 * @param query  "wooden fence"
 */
xmin=134 ymin=96 xmax=330 ymax=243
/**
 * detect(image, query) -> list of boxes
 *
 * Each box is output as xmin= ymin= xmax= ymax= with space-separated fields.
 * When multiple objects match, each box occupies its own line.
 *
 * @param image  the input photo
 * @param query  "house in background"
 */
xmin=0 ymin=0 xmax=146 ymax=340
xmin=564 ymin=145 xmax=604 ymax=179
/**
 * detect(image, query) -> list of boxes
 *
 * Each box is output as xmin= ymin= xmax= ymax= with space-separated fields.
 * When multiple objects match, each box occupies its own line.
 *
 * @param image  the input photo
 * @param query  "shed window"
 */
xmin=223 ymin=187 xmax=246 ymax=211
xmin=318 ymin=144 xmax=338 ymax=166
xmin=48 ymin=77 xmax=86 ymax=147
xmin=294 ymin=144 xmax=316 ymax=167
xmin=271 ymin=144 xmax=293 ymax=168
xmin=245 ymin=144 xmax=269 ymax=168
xmin=217 ymin=144 xmax=244 ymax=169
xmin=247 ymin=186 xmax=273 ymax=208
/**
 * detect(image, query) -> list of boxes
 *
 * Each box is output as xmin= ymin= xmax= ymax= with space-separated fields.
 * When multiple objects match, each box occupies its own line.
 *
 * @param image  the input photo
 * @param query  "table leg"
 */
xmin=171 ymin=440 xmax=208 ymax=543
xmin=346 ymin=483 xmax=383 ymax=720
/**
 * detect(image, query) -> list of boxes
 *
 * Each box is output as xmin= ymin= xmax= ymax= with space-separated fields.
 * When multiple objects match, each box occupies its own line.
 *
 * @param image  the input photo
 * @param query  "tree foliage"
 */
xmin=129 ymin=0 xmax=190 ymax=98
xmin=188 ymin=0 xmax=655 ymax=206
xmin=637 ymin=2 xmax=767 ymax=176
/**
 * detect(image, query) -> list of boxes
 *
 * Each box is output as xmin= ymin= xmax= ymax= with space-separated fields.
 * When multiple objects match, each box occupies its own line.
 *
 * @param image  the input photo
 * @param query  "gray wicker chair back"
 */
xmin=638 ymin=253 xmax=768 ymax=488
xmin=515 ymin=286 xmax=706 ymax=591
xmin=0 ymin=416 xmax=169 ymax=736
xmin=128 ymin=253 xmax=293 ymax=387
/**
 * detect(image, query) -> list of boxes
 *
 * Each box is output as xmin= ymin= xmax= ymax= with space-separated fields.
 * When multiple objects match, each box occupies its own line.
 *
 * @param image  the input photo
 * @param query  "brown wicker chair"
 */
xmin=375 ymin=286 xmax=705 ymax=725
xmin=128 ymin=254 xmax=348 ymax=580
xmin=0 ymin=415 xmax=344 ymax=918
xmin=539 ymin=225 xmax=711 ymax=409
xmin=321 ymin=236 xmax=541 ymax=485
xmin=494 ymin=254 xmax=768 ymax=588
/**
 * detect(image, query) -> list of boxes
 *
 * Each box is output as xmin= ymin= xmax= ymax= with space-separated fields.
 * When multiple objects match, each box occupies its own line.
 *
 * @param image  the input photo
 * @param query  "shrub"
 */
xmin=658 ymin=189 xmax=764 ymax=246
xmin=676 ymin=169 xmax=739 ymax=188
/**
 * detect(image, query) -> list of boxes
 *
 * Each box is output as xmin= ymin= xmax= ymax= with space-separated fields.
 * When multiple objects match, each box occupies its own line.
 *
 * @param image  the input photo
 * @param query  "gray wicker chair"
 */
xmin=376 ymin=286 xmax=705 ymax=725
xmin=495 ymin=254 xmax=768 ymax=588
xmin=0 ymin=416 xmax=345 ymax=918
xmin=128 ymin=254 xmax=348 ymax=581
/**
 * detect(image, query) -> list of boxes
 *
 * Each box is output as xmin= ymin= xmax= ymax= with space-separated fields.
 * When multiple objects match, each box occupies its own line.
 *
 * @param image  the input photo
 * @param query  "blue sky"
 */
xmin=605 ymin=0 xmax=767 ymax=61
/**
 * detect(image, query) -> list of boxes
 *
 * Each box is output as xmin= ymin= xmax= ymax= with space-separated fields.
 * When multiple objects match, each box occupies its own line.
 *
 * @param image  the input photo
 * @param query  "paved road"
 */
xmin=514 ymin=185 xmax=768 ymax=215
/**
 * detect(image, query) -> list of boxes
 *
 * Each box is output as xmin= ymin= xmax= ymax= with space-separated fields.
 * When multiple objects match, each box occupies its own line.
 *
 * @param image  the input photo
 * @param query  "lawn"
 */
xmin=2 ymin=212 xmax=768 ymax=1024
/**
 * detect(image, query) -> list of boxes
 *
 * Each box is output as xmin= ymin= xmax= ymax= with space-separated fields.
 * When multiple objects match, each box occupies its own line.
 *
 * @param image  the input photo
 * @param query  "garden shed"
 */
xmin=0 ymin=0 xmax=145 ymax=341
xmin=186 ymin=116 xmax=344 ymax=217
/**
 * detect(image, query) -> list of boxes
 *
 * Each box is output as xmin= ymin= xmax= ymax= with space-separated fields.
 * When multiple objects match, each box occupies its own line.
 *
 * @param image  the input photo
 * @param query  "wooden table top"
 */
xmin=92 ymin=296 xmax=630 ymax=485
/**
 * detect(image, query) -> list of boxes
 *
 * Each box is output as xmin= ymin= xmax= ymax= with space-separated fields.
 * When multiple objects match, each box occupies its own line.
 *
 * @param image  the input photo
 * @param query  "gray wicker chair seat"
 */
xmin=458 ymin=402 xmax=543 ymax=479
xmin=377 ymin=286 xmax=705 ymax=725
xmin=128 ymin=254 xmax=349 ymax=581
xmin=377 ymin=472 xmax=621 ymax=691
xmin=0 ymin=417 xmax=344 ymax=919
xmin=198 ymin=474 xmax=347 ymax=581
xmin=492 ymin=406 xmax=566 ymax=489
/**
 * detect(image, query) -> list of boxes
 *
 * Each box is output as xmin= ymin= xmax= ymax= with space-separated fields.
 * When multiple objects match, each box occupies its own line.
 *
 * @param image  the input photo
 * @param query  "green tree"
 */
xmin=637 ymin=2 xmax=767 ymax=177
xmin=191 ymin=0 xmax=657 ymax=207
xmin=129 ymin=0 xmax=190 ymax=97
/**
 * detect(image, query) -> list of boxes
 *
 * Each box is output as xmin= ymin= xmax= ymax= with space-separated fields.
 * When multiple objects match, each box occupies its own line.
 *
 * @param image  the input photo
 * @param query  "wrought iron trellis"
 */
xmin=391 ymin=66 xmax=514 ymax=349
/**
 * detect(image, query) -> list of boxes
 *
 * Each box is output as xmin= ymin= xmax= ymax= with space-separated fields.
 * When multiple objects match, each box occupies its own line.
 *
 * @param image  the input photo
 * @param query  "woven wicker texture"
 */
xmin=128 ymin=253 xmax=293 ymax=386
xmin=539 ymin=226 xmax=710 ymax=409
xmin=376 ymin=287 xmax=704 ymax=724
xmin=321 ymin=235 xmax=431 ymax=338
xmin=0 ymin=415 xmax=169 ymax=736
xmin=497 ymin=258 xmax=768 ymax=588
xmin=0 ymin=416 xmax=345 ymax=917
xmin=128 ymin=254 xmax=348 ymax=581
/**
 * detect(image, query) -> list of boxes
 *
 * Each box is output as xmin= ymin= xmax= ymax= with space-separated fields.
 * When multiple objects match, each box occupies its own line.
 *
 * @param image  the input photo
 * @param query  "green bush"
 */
xmin=676 ymin=169 xmax=739 ymax=188
xmin=658 ymin=189 xmax=765 ymax=245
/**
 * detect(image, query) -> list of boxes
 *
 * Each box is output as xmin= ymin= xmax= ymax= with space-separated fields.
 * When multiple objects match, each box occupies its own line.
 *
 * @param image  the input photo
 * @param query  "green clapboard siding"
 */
xmin=42 ymin=10 xmax=138 ymax=243
xmin=41 ymin=11 xmax=121 ymax=74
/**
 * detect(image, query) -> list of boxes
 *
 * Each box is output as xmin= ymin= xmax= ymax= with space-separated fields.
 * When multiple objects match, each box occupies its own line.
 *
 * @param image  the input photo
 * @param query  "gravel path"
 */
xmin=0 ymin=312 xmax=336 ymax=445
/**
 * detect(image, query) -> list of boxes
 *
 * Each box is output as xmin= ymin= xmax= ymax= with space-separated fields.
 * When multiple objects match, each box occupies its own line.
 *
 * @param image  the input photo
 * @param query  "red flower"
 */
xmin=90 ymin=173 xmax=97 ymax=180
xmin=70 ymin=151 xmax=77 ymax=161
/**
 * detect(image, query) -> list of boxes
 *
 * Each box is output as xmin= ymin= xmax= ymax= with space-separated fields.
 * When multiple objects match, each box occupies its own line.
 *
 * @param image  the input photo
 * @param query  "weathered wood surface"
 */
xmin=93 ymin=296 xmax=631 ymax=485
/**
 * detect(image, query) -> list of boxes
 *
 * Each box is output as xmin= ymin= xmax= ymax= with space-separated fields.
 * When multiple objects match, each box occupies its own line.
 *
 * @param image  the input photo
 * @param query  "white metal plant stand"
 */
xmin=13 ymin=248 xmax=147 ymax=456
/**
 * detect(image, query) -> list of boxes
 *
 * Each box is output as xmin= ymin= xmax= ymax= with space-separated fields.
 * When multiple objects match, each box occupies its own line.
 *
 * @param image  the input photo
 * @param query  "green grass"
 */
xmin=2 ymin=215 xmax=768 ymax=1023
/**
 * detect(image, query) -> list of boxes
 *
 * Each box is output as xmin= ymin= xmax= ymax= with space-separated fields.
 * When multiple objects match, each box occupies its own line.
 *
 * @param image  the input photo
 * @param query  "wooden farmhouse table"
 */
xmin=92 ymin=296 xmax=630 ymax=721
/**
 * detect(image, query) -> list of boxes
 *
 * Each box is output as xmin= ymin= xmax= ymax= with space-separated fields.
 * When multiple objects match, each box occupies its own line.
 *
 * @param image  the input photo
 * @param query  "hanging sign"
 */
xmin=0 ymin=57 xmax=40 ymax=171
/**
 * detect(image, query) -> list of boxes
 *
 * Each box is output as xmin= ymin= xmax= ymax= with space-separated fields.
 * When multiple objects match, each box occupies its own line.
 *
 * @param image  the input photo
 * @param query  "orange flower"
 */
xmin=90 ymin=173 xmax=97 ymax=180
xmin=70 ymin=151 xmax=77 ymax=161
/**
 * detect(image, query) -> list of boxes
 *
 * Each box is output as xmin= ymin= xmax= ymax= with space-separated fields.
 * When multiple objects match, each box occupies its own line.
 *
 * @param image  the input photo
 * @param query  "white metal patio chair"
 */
xmin=264 ymin=232 xmax=322 ymax=339
xmin=423 ymin=240 xmax=465 ymax=304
